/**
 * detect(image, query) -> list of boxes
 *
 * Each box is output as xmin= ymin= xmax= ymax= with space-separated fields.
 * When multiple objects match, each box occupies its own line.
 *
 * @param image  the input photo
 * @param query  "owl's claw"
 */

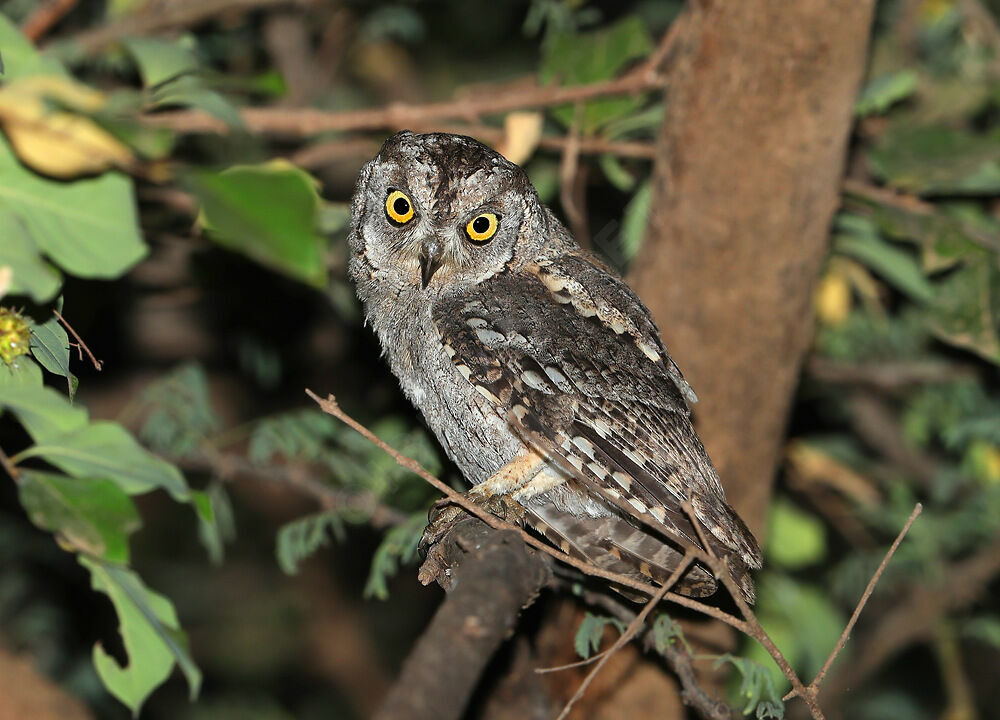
xmin=418 ymin=489 xmax=526 ymax=558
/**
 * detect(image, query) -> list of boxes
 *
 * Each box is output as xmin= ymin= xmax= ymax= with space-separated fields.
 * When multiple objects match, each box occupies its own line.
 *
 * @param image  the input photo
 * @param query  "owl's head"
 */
xmin=348 ymin=131 xmax=548 ymax=295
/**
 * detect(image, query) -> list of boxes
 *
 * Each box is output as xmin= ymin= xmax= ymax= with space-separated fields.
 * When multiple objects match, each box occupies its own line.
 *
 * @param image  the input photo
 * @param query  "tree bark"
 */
xmin=631 ymin=0 xmax=877 ymax=537
xmin=372 ymin=518 xmax=551 ymax=720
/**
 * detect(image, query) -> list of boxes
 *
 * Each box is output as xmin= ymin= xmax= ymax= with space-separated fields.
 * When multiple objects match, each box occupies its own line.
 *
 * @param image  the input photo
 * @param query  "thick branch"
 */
xmin=372 ymin=517 xmax=551 ymax=720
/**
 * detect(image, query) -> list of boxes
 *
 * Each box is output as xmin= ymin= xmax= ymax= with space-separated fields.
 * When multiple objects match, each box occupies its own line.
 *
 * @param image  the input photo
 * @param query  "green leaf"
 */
xmin=249 ymin=409 xmax=339 ymax=465
xmin=716 ymin=654 xmax=785 ymax=718
xmin=152 ymin=77 xmax=244 ymax=129
xmin=137 ymin=363 xmax=219 ymax=456
xmin=962 ymin=615 xmax=1000 ymax=649
xmin=867 ymin=124 xmax=1000 ymax=195
xmin=18 ymin=470 xmax=140 ymax=563
xmin=79 ymin=556 xmax=201 ymax=714
xmin=574 ymin=612 xmax=624 ymax=659
xmin=651 ymin=613 xmax=686 ymax=655
xmin=0 ymin=135 xmax=147 ymax=279
xmin=0 ymin=355 xmax=43 ymax=387
xmin=540 ymin=17 xmax=653 ymax=132
xmin=122 ymin=36 xmax=199 ymax=88
xmin=766 ymin=499 xmax=827 ymax=570
xmin=364 ymin=513 xmax=426 ymax=600
xmin=0 ymin=14 xmax=67 ymax=80
xmin=185 ymin=162 xmax=327 ymax=286
xmin=192 ymin=483 xmax=235 ymax=565
xmin=276 ymin=510 xmax=346 ymax=575
xmin=621 ymin=180 xmax=651 ymax=261
xmin=925 ymin=258 xmax=1000 ymax=363
xmin=833 ymin=216 xmax=935 ymax=304
xmin=855 ymin=70 xmax=919 ymax=117
xmin=29 ymin=314 xmax=77 ymax=396
xmin=0 ymin=384 xmax=88 ymax=439
xmin=0 ymin=211 xmax=61 ymax=302
xmin=19 ymin=421 xmax=190 ymax=500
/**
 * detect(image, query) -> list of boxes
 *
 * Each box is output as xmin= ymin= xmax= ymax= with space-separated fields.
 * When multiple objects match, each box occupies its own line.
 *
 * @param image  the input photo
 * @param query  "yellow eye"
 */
xmin=385 ymin=190 xmax=415 ymax=225
xmin=465 ymin=212 xmax=499 ymax=243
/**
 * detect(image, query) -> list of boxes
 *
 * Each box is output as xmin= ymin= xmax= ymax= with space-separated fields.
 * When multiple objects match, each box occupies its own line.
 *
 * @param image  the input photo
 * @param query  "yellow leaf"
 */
xmin=814 ymin=269 xmax=852 ymax=326
xmin=0 ymin=75 xmax=134 ymax=178
xmin=498 ymin=112 xmax=543 ymax=166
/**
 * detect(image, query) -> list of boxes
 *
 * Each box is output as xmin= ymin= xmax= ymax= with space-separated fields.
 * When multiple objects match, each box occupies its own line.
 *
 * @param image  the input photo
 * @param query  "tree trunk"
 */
xmin=631 ymin=0 xmax=877 ymax=538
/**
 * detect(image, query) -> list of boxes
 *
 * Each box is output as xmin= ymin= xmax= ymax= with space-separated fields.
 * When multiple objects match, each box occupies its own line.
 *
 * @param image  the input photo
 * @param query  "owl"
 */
xmin=348 ymin=131 xmax=762 ymax=602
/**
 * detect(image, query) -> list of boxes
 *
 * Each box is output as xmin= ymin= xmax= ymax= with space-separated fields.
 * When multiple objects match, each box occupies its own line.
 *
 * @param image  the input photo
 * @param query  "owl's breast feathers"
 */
xmin=432 ymin=251 xmax=762 ymax=602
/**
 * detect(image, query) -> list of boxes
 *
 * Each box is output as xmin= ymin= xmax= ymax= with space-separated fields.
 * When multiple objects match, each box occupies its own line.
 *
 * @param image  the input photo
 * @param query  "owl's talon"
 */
xmin=419 ymin=491 xmax=526 ymax=557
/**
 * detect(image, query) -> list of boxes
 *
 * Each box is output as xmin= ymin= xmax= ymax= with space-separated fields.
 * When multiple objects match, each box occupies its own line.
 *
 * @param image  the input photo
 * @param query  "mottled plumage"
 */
xmin=348 ymin=131 xmax=762 ymax=601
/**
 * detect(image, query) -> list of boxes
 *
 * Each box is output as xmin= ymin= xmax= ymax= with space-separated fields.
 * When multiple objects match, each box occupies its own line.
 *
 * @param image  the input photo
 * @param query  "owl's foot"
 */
xmin=419 ymin=488 xmax=525 ymax=557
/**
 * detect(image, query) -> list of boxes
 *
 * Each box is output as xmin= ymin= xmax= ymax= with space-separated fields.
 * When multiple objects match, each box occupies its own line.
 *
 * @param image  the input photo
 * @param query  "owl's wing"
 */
xmin=432 ymin=253 xmax=761 ymax=600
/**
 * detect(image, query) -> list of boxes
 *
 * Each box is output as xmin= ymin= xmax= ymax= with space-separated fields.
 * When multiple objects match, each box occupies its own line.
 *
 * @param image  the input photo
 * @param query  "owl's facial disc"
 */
xmin=419 ymin=238 xmax=444 ymax=288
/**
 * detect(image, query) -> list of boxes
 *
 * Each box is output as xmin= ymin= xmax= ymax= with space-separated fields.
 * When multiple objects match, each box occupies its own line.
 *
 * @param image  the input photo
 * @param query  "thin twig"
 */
xmin=554 ymin=556 xmax=694 ymax=720
xmin=785 ymin=502 xmax=923 ymax=701
xmin=0 ymin=445 xmax=21 ymax=483
xmin=534 ymin=649 xmax=610 ymax=674
xmin=20 ymin=0 xmax=78 ymax=41
xmin=145 ymin=27 xmax=680 ymax=137
xmin=53 ymin=309 xmax=102 ymax=371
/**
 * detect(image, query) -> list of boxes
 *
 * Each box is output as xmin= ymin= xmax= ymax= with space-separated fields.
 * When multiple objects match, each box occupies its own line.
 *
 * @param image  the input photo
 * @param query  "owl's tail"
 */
xmin=525 ymin=503 xmax=757 ymax=604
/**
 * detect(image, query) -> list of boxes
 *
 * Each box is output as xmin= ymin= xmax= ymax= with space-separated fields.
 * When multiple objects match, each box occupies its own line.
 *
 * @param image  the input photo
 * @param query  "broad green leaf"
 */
xmin=0 ymin=384 xmax=88 ymax=439
xmin=0 ymin=14 xmax=67 ymax=80
xmin=186 ymin=162 xmax=326 ymax=287
xmin=19 ymin=421 xmax=189 ymax=500
xmin=29 ymin=315 xmax=73 ymax=387
xmin=0 ymin=211 xmax=61 ymax=302
xmin=541 ymin=17 xmax=653 ymax=132
xmin=0 ymin=355 xmax=43 ymax=387
xmin=19 ymin=470 xmax=140 ymax=563
xmin=868 ymin=124 xmax=1000 ymax=195
xmin=766 ymin=499 xmax=827 ymax=569
xmin=122 ymin=36 xmax=199 ymax=88
xmin=0 ymin=135 xmax=147 ymax=278
xmin=80 ymin=556 xmax=201 ymax=714
xmin=855 ymin=70 xmax=919 ymax=117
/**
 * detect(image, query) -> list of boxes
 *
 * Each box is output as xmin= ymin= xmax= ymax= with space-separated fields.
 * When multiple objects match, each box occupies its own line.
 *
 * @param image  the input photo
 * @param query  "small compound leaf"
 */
xmin=18 ymin=470 xmax=140 ymax=563
xmin=80 ymin=556 xmax=201 ymax=714
xmin=364 ymin=514 xmax=426 ymax=600
xmin=20 ymin=421 xmax=190 ymax=501
xmin=574 ymin=613 xmax=625 ymax=660
xmin=276 ymin=510 xmax=346 ymax=575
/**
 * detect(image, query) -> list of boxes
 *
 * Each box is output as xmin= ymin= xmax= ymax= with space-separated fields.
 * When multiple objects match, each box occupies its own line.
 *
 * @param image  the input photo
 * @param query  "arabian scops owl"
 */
xmin=348 ymin=131 xmax=761 ymax=601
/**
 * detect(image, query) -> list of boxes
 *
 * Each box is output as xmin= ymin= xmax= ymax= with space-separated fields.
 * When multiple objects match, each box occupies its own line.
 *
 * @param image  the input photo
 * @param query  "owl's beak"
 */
xmin=419 ymin=243 xmax=443 ymax=288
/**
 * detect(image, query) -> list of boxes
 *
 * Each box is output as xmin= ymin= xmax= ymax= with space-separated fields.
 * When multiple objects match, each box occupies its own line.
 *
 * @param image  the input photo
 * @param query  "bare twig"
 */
xmin=785 ymin=502 xmax=922 ymax=702
xmin=0 ymin=445 xmax=21 ymax=483
xmin=53 ymin=309 xmax=103 ymax=371
xmin=806 ymin=356 xmax=977 ymax=390
xmin=20 ymin=0 xmax=78 ymax=41
xmin=145 ymin=27 xmax=681 ymax=137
